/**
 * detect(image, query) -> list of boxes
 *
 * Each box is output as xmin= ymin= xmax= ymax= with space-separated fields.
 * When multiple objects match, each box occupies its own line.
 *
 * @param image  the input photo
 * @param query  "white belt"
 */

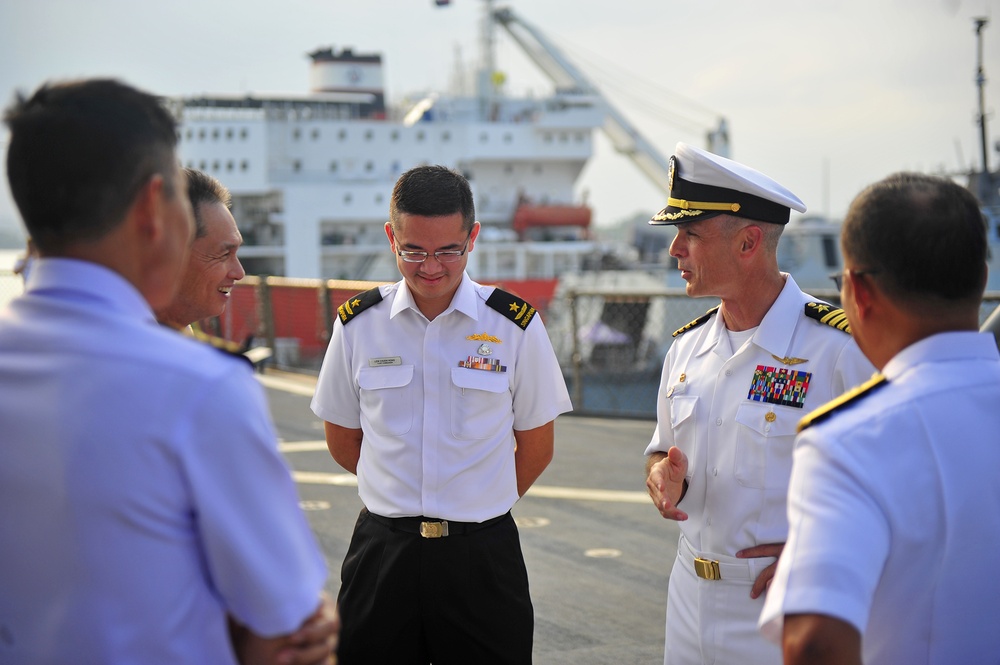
xmin=677 ymin=534 xmax=768 ymax=582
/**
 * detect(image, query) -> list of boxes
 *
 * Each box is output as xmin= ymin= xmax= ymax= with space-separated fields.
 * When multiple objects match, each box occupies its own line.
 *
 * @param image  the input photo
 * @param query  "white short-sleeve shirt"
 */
xmin=760 ymin=332 xmax=1000 ymax=664
xmin=646 ymin=274 xmax=874 ymax=554
xmin=311 ymin=274 xmax=572 ymax=522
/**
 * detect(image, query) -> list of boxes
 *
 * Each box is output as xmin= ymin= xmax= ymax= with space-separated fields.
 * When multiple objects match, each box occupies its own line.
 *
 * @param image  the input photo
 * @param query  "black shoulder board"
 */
xmin=486 ymin=288 xmax=537 ymax=330
xmin=797 ymin=373 xmax=887 ymax=433
xmin=338 ymin=287 xmax=383 ymax=325
xmin=672 ymin=306 xmax=719 ymax=338
xmin=804 ymin=301 xmax=852 ymax=334
xmin=189 ymin=327 xmax=252 ymax=367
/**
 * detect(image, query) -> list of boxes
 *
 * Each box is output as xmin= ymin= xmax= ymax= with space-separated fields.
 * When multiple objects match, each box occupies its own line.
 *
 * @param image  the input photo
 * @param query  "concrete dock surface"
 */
xmin=259 ymin=370 xmax=680 ymax=664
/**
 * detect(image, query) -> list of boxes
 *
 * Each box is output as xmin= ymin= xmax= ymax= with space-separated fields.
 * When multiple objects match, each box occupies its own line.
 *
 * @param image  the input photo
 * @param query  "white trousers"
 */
xmin=663 ymin=535 xmax=781 ymax=665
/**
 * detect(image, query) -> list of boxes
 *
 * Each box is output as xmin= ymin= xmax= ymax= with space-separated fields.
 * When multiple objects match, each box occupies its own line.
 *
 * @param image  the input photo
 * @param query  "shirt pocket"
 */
xmin=668 ymin=395 xmax=698 ymax=448
xmin=733 ymin=402 xmax=798 ymax=490
xmin=358 ymin=365 xmax=414 ymax=436
xmin=451 ymin=367 xmax=511 ymax=440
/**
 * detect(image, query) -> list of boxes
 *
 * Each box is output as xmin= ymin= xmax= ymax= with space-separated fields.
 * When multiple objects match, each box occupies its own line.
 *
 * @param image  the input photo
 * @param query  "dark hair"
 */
xmin=4 ymin=78 xmax=179 ymax=254
xmin=184 ymin=167 xmax=231 ymax=238
xmin=389 ymin=165 xmax=475 ymax=233
xmin=841 ymin=172 xmax=987 ymax=304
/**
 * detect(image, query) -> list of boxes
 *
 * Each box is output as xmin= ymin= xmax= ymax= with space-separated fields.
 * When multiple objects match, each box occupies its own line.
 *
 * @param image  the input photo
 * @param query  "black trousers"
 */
xmin=336 ymin=508 xmax=534 ymax=664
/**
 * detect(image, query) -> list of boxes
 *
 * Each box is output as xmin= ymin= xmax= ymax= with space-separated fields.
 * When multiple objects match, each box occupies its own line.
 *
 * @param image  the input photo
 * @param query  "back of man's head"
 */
xmin=4 ymin=79 xmax=179 ymax=255
xmin=184 ymin=167 xmax=232 ymax=239
xmin=842 ymin=172 xmax=987 ymax=306
xmin=389 ymin=165 xmax=475 ymax=233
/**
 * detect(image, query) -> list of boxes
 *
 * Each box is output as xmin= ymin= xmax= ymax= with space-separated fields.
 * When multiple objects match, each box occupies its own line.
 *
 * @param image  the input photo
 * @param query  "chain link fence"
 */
xmin=4 ymin=268 xmax=1000 ymax=419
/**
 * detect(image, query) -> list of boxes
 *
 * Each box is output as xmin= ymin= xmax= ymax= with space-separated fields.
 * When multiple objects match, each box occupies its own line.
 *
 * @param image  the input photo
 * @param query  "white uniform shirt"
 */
xmin=646 ymin=274 xmax=874 ymax=554
xmin=311 ymin=274 xmax=572 ymax=522
xmin=760 ymin=332 xmax=1000 ymax=664
xmin=0 ymin=259 xmax=326 ymax=664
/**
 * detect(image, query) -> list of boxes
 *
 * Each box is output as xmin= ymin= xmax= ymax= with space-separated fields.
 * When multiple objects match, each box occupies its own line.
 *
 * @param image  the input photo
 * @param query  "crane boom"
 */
xmin=492 ymin=6 xmax=729 ymax=196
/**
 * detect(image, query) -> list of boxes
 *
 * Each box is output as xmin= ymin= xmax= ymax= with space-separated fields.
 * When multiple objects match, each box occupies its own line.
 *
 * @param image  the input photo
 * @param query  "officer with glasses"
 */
xmin=311 ymin=165 xmax=572 ymax=664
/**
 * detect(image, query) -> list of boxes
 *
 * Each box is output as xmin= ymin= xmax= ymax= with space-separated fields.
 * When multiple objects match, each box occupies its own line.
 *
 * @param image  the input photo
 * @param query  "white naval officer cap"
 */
xmin=649 ymin=142 xmax=806 ymax=225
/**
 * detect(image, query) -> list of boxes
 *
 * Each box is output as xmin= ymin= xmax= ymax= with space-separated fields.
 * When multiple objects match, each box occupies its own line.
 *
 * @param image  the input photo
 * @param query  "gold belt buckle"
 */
xmin=694 ymin=557 xmax=721 ymax=581
xmin=419 ymin=521 xmax=449 ymax=538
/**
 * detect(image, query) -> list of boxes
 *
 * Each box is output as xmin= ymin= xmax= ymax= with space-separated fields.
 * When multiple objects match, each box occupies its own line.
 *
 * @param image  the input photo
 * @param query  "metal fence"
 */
xmin=3 ymin=269 xmax=1000 ymax=419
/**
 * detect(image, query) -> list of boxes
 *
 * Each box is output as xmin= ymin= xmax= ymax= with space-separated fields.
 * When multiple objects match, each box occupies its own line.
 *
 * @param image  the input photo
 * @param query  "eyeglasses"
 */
xmin=395 ymin=231 xmax=472 ymax=264
xmin=830 ymin=269 xmax=880 ymax=290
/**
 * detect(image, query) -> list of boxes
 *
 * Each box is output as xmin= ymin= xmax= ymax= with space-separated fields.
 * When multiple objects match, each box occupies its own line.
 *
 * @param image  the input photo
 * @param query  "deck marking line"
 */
xmin=289 ymin=469 xmax=649 ymax=504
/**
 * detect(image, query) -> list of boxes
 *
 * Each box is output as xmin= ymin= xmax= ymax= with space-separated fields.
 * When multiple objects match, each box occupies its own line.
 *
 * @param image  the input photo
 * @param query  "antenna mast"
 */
xmin=974 ymin=17 xmax=990 ymax=175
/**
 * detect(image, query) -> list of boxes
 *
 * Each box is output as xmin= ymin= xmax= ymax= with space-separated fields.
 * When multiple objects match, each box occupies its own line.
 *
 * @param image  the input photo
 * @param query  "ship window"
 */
xmin=293 ymin=160 xmax=302 ymax=172
xmin=212 ymin=129 xmax=220 ymax=140
xmin=543 ymin=133 xmax=552 ymax=143
xmin=821 ymin=235 xmax=838 ymax=268
xmin=293 ymin=128 xmax=301 ymax=140
xmin=240 ymin=128 xmax=248 ymax=139
xmin=198 ymin=129 xmax=206 ymax=140
xmin=504 ymin=164 xmax=513 ymax=174
xmin=329 ymin=161 xmax=338 ymax=172
xmin=559 ymin=133 xmax=568 ymax=143
xmin=226 ymin=128 xmax=234 ymax=140
xmin=416 ymin=131 xmax=425 ymax=142
xmin=365 ymin=129 xmax=373 ymax=141
xmin=442 ymin=131 xmax=451 ymax=142
xmin=503 ymin=133 xmax=512 ymax=143
xmin=338 ymin=129 xmax=347 ymax=140
xmin=185 ymin=129 xmax=193 ymax=141
xmin=240 ymin=160 xmax=249 ymax=171
xmin=311 ymin=129 xmax=320 ymax=140
xmin=479 ymin=132 xmax=488 ymax=143
xmin=391 ymin=130 xmax=400 ymax=141
xmin=186 ymin=161 xmax=194 ymax=168
xmin=365 ymin=161 xmax=374 ymax=172
xmin=199 ymin=161 xmax=207 ymax=170
xmin=375 ymin=194 xmax=384 ymax=204
xmin=344 ymin=193 xmax=352 ymax=204
xmin=226 ymin=160 xmax=234 ymax=172
xmin=212 ymin=161 xmax=220 ymax=171
xmin=533 ymin=165 xmax=542 ymax=174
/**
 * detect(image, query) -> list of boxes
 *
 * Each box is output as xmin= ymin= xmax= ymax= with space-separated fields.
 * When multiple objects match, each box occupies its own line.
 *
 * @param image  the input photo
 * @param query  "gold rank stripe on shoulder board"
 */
xmin=338 ymin=287 xmax=384 ymax=325
xmin=796 ymin=373 xmax=887 ymax=433
xmin=804 ymin=302 xmax=852 ymax=334
xmin=672 ymin=306 xmax=720 ymax=338
xmin=485 ymin=288 xmax=536 ymax=330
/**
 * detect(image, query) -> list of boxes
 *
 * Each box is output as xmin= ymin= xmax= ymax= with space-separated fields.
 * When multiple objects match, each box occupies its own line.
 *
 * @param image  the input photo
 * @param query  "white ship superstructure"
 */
xmin=176 ymin=27 xmax=603 ymax=282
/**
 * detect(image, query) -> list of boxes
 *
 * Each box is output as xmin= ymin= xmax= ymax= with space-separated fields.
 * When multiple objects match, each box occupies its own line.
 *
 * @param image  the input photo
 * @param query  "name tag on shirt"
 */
xmin=369 ymin=356 xmax=402 ymax=367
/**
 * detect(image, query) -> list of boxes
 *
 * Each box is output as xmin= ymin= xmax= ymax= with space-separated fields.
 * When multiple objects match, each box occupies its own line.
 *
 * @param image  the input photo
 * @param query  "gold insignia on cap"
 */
xmin=667 ymin=197 xmax=742 ymax=213
xmin=655 ymin=208 xmax=705 ymax=222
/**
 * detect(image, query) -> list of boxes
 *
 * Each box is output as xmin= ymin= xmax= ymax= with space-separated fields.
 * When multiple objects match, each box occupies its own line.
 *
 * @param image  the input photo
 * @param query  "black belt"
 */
xmin=363 ymin=508 xmax=510 ymax=538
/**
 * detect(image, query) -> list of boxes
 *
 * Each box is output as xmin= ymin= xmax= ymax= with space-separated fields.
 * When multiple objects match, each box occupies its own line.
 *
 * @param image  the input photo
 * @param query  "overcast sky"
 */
xmin=1 ymin=0 xmax=998 ymax=237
